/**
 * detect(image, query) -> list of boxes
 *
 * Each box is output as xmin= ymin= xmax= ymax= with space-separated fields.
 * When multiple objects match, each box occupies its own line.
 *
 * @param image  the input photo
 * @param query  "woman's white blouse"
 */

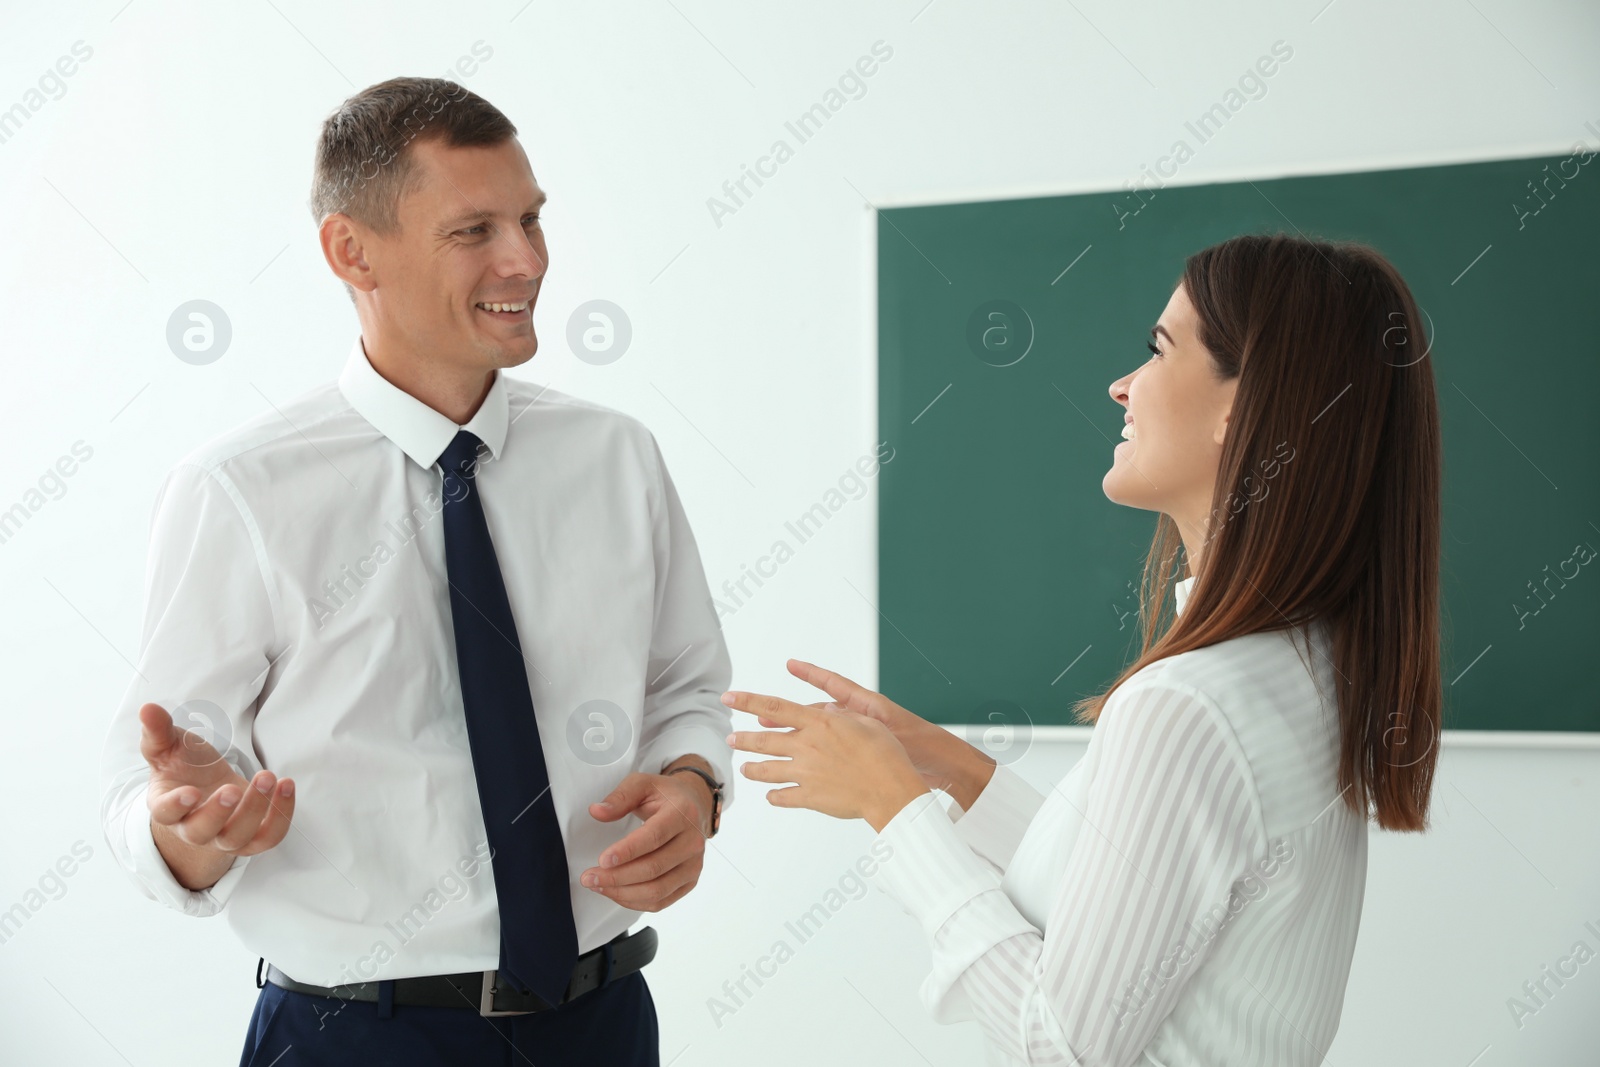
xmin=869 ymin=577 xmax=1367 ymax=1066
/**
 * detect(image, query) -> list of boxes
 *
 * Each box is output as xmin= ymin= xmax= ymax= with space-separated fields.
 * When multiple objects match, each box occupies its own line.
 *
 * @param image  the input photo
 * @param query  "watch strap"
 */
xmin=664 ymin=765 xmax=723 ymax=837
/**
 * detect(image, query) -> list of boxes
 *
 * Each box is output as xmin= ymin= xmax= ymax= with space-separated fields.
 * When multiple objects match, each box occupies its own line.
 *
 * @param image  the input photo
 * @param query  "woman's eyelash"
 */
xmin=1146 ymin=340 xmax=1161 ymax=358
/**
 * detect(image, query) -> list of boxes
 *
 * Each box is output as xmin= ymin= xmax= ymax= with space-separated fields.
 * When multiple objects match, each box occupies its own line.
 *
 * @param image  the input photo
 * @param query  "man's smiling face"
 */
xmin=356 ymin=135 xmax=549 ymax=378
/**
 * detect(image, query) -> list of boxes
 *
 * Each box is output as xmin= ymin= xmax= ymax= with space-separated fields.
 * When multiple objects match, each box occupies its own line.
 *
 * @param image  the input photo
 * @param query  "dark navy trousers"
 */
xmin=237 ymin=970 xmax=659 ymax=1066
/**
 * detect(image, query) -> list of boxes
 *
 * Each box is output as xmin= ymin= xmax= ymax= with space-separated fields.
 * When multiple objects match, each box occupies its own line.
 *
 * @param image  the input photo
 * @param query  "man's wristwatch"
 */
xmin=665 ymin=765 xmax=723 ymax=837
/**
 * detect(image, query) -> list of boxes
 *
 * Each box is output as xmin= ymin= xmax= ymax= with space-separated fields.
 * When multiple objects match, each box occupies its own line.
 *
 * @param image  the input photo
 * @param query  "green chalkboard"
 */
xmin=877 ymin=151 xmax=1600 ymax=733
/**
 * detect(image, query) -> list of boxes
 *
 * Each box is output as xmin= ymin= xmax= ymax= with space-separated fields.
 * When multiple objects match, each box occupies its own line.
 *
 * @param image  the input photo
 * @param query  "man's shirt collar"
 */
xmin=338 ymin=335 xmax=508 ymax=471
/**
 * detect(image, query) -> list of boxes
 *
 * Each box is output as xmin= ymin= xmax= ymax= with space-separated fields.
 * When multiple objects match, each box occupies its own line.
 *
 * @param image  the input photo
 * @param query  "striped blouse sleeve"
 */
xmin=946 ymin=762 xmax=1049 ymax=875
xmin=868 ymin=680 xmax=1269 ymax=1066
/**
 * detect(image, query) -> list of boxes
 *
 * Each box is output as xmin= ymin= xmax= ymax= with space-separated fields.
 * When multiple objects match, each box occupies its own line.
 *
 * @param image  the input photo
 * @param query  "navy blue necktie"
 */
xmin=438 ymin=429 xmax=578 ymax=1006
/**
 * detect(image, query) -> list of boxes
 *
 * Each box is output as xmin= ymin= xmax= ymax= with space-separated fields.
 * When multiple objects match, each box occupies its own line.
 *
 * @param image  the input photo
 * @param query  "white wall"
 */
xmin=2 ymin=0 xmax=1596 ymax=1062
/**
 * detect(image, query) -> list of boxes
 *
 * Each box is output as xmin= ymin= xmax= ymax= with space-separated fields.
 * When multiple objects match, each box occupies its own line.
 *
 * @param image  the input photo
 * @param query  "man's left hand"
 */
xmin=582 ymin=770 xmax=712 ymax=911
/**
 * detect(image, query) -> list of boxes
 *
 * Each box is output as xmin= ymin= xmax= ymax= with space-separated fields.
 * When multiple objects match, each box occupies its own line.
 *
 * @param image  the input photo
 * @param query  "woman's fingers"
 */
xmin=721 ymin=690 xmax=813 ymax=727
xmin=764 ymin=784 xmax=806 ymax=808
xmin=762 ymin=703 xmax=835 ymax=728
xmin=787 ymin=659 xmax=879 ymax=716
xmin=739 ymin=757 xmax=797 ymax=785
xmin=727 ymin=728 xmax=796 ymax=756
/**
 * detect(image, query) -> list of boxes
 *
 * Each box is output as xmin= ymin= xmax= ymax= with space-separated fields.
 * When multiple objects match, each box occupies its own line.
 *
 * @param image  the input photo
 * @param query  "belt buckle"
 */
xmin=478 ymin=970 xmax=536 ymax=1017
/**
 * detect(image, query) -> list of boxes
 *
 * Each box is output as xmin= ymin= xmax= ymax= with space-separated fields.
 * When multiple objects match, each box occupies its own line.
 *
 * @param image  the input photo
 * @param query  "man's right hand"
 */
xmin=139 ymin=702 xmax=296 ymax=891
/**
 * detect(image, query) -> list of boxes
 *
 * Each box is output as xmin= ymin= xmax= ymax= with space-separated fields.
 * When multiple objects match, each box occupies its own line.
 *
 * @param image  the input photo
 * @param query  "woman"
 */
xmin=724 ymin=233 xmax=1442 ymax=1066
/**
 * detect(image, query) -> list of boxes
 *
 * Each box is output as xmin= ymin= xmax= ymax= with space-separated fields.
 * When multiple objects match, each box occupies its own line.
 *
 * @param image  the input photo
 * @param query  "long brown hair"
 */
xmin=1072 ymin=233 xmax=1443 ymax=833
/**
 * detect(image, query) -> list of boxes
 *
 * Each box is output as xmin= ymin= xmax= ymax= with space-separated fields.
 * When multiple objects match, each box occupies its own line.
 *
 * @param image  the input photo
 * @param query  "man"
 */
xmin=97 ymin=76 xmax=733 ymax=1066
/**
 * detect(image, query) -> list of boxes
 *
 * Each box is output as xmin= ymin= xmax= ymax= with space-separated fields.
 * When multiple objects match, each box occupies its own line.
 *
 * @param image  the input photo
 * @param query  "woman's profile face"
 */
xmin=1103 ymin=284 xmax=1238 ymax=542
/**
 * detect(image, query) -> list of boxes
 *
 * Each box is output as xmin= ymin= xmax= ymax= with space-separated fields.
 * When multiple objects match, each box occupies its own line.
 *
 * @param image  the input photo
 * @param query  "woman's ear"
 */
xmin=1212 ymin=381 xmax=1238 ymax=446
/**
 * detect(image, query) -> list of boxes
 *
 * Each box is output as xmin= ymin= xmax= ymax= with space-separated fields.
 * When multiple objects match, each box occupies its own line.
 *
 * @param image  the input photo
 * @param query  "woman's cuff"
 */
xmin=946 ymin=763 xmax=1047 ymax=874
xmin=868 ymin=792 xmax=1004 ymax=938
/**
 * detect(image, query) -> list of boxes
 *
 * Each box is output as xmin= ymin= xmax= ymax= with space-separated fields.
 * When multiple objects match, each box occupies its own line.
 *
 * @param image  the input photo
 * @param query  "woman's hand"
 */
xmin=723 ymin=674 xmax=932 ymax=833
xmin=766 ymin=659 xmax=998 ymax=811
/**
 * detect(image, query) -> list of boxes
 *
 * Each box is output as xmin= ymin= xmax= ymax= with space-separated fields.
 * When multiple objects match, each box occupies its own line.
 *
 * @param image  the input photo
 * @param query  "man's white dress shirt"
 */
xmin=99 ymin=336 xmax=734 ymax=987
xmin=870 ymin=577 xmax=1367 ymax=1066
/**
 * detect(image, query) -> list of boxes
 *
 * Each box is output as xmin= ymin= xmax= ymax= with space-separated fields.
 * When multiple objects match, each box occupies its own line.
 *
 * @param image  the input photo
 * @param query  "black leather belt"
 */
xmin=257 ymin=926 xmax=657 ymax=1016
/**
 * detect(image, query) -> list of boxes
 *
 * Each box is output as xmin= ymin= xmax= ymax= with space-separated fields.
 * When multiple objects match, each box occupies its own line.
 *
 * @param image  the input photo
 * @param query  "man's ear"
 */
xmin=320 ymin=213 xmax=376 ymax=295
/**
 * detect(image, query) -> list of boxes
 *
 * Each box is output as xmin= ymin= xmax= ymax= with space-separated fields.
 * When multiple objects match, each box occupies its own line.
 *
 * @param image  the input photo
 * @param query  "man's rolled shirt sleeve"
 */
xmin=632 ymin=431 xmax=735 ymax=807
xmin=98 ymin=462 xmax=279 ymax=915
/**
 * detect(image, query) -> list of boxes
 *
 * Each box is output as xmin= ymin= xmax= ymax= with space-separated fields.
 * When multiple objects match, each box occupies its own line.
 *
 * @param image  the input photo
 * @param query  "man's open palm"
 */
xmin=140 ymin=702 xmax=296 ymax=860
